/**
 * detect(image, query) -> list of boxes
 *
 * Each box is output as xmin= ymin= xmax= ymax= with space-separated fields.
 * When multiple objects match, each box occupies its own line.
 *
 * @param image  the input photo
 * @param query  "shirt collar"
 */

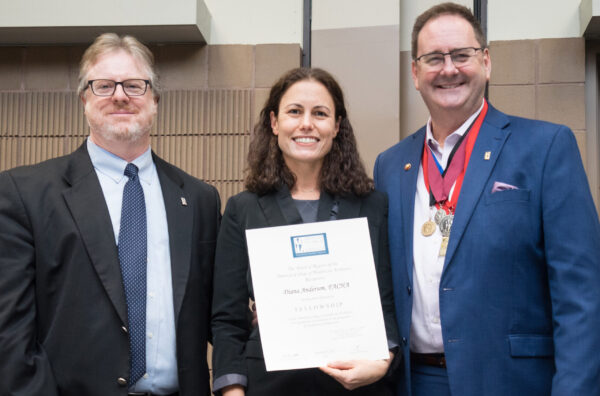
xmin=87 ymin=137 xmax=154 ymax=185
xmin=425 ymin=99 xmax=485 ymax=153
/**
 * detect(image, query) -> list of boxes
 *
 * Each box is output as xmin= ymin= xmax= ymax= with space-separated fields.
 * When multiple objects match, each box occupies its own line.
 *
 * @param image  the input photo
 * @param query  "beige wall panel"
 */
xmin=538 ymin=38 xmax=585 ymax=84
xmin=207 ymin=45 xmax=254 ymax=88
xmin=0 ymin=92 xmax=24 ymax=136
xmin=65 ymin=136 xmax=86 ymax=153
xmin=0 ymin=138 xmax=19 ymax=170
xmin=574 ymin=130 xmax=587 ymax=172
xmin=154 ymin=45 xmax=208 ymax=90
xmin=23 ymin=47 xmax=71 ymax=91
xmin=205 ymin=89 xmax=252 ymax=134
xmin=253 ymin=88 xmax=270 ymax=126
xmin=400 ymin=51 xmax=429 ymax=138
xmin=312 ymin=25 xmax=399 ymax=175
xmin=489 ymin=41 xmax=536 ymax=85
xmin=211 ymin=180 xmax=245 ymax=208
xmin=68 ymin=46 xmax=86 ymax=92
xmin=19 ymin=137 xmax=66 ymax=166
xmin=23 ymin=92 xmax=68 ymax=136
xmin=151 ymin=134 xmax=249 ymax=182
xmin=537 ymin=84 xmax=586 ymax=130
xmin=153 ymin=89 xmax=252 ymax=135
xmin=255 ymin=44 xmax=302 ymax=88
xmin=488 ymin=85 xmax=536 ymax=119
xmin=0 ymin=47 xmax=23 ymax=90
xmin=0 ymin=92 xmax=88 ymax=137
xmin=487 ymin=0 xmax=580 ymax=41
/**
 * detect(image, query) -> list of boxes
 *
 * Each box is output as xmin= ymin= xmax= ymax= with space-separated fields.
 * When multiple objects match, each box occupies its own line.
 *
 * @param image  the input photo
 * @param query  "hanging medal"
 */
xmin=421 ymin=217 xmax=436 ymax=236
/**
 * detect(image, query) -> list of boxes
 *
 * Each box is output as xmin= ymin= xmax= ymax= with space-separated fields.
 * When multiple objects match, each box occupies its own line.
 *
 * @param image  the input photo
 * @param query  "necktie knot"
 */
xmin=124 ymin=163 xmax=139 ymax=180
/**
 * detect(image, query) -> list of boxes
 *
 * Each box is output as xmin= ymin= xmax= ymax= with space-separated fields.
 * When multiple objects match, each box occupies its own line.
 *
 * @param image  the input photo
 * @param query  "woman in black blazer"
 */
xmin=211 ymin=67 xmax=399 ymax=396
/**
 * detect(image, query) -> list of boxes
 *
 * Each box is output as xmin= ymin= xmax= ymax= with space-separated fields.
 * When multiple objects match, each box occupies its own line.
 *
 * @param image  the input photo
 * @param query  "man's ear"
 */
xmin=411 ymin=60 xmax=420 ymax=91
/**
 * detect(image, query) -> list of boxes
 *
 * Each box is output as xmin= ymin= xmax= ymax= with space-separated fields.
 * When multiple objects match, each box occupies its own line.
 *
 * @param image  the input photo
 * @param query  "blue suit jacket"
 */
xmin=374 ymin=104 xmax=600 ymax=396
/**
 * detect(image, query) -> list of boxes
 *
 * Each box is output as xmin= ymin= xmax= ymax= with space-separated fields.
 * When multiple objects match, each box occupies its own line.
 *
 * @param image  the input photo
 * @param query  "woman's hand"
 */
xmin=222 ymin=384 xmax=245 ymax=396
xmin=319 ymin=352 xmax=394 ymax=390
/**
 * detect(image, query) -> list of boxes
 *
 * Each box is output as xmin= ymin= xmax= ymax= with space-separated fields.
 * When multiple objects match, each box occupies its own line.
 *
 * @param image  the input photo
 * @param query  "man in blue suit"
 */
xmin=374 ymin=3 xmax=600 ymax=395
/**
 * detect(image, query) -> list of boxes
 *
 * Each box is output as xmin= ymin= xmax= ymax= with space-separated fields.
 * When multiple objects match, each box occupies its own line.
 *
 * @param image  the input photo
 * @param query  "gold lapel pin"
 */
xmin=404 ymin=163 xmax=412 ymax=171
xmin=181 ymin=197 xmax=188 ymax=206
xmin=484 ymin=151 xmax=491 ymax=160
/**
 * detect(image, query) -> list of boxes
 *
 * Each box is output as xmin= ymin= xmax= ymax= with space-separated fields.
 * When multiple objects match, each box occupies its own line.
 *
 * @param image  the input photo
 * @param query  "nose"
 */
xmin=300 ymin=112 xmax=313 ymax=130
xmin=111 ymin=83 xmax=130 ymax=102
xmin=440 ymin=54 xmax=459 ymax=75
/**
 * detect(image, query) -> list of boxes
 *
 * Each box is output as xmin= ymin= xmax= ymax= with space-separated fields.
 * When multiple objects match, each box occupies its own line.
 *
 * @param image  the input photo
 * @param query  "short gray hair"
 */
xmin=77 ymin=33 xmax=160 ymax=99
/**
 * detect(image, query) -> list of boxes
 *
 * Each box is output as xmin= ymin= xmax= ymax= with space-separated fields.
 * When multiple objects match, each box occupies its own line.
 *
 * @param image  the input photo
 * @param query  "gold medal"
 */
xmin=421 ymin=220 xmax=436 ymax=237
xmin=439 ymin=236 xmax=449 ymax=256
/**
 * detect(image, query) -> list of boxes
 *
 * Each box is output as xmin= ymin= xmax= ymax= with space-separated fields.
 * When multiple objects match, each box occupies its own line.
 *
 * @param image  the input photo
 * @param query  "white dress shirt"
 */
xmin=87 ymin=138 xmax=179 ymax=394
xmin=410 ymin=101 xmax=484 ymax=353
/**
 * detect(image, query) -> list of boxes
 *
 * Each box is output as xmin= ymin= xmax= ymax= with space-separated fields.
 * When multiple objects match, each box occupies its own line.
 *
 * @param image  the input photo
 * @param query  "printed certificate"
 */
xmin=245 ymin=217 xmax=389 ymax=371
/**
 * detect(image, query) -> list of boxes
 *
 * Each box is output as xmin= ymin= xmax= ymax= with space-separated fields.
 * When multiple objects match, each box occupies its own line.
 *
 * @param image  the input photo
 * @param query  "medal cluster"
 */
xmin=421 ymin=207 xmax=453 ymax=256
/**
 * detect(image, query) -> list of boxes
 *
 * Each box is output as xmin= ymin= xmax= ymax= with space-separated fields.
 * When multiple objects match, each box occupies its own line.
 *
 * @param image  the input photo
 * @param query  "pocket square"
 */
xmin=492 ymin=181 xmax=518 ymax=193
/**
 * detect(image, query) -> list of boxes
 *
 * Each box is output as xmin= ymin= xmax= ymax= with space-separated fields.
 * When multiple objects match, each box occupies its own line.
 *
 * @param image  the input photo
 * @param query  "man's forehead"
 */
xmin=87 ymin=50 xmax=149 ymax=78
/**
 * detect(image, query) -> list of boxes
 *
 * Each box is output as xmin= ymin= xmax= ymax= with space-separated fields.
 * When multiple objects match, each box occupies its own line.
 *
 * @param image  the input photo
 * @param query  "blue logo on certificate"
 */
xmin=291 ymin=233 xmax=329 ymax=258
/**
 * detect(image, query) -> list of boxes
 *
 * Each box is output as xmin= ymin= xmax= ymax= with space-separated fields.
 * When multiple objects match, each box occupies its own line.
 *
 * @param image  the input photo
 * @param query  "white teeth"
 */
xmin=440 ymin=83 xmax=460 ymax=89
xmin=294 ymin=137 xmax=318 ymax=143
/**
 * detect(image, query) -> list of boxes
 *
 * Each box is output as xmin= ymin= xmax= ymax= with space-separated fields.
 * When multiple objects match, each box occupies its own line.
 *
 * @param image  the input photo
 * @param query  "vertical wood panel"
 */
xmin=0 ymin=89 xmax=251 ymax=203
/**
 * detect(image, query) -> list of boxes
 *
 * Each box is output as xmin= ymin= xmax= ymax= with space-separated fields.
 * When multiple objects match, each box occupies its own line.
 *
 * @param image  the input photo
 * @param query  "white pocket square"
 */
xmin=492 ymin=181 xmax=518 ymax=193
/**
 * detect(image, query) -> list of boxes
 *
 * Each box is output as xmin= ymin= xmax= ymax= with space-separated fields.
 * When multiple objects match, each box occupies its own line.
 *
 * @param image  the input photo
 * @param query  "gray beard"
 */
xmin=90 ymin=119 xmax=152 ymax=144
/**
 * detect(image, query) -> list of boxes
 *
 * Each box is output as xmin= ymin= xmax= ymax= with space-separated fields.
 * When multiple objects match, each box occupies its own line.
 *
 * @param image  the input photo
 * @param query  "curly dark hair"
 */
xmin=245 ymin=67 xmax=374 ymax=197
xmin=412 ymin=2 xmax=487 ymax=60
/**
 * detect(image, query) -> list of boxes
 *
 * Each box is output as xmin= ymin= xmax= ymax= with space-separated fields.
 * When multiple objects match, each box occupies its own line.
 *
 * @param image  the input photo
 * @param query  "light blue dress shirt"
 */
xmin=87 ymin=138 xmax=179 ymax=394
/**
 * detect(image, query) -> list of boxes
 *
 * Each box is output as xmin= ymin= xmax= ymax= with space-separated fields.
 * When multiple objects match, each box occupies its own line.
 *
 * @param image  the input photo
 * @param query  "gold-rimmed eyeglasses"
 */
xmin=415 ymin=47 xmax=485 ymax=71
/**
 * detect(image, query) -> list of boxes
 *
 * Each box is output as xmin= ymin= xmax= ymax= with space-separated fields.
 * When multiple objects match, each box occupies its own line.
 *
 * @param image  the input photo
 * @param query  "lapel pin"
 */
xmin=404 ymin=163 xmax=412 ymax=171
xmin=484 ymin=151 xmax=491 ymax=160
xmin=180 ymin=197 xmax=188 ymax=206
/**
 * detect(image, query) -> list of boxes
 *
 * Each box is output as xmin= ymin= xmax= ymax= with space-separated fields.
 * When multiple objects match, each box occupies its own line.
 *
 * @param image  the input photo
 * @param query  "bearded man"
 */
xmin=0 ymin=33 xmax=220 ymax=396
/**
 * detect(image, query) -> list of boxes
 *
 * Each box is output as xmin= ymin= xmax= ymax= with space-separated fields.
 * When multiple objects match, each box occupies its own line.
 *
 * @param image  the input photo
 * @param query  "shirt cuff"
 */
xmin=213 ymin=373 xmax=248 ymax=393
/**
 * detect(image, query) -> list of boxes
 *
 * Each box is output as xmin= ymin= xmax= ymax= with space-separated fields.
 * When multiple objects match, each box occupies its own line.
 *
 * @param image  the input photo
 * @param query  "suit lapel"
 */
xmin=62 ymin=143 xmax=128 ymax=325
xmin=258 ymin=186 xmax=303 ymax=226
xmin=331 ymin=193 xmax=361 ymax=220
xmin=443 ymin=106 xmax=511 ymax=269
xmin=153 ymin=155 xmax=192 ymax=321
xmin=401 ymin=130 xmax=426 ymax=286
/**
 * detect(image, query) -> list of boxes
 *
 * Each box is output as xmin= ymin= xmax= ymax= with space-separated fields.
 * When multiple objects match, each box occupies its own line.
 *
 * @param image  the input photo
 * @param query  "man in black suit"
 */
xmin=0 ymin=33 xmax=220 ymax=396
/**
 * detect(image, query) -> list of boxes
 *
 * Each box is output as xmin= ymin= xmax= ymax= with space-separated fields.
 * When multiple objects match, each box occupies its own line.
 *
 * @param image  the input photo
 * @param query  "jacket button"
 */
xmin=117 ymin=377 xmax=127 ymax=386
xmin=121 ymin=326 xmax=128 ymax=333
xmin=407 ymin=286 xmax=412 ymax=295
xmin=402 ymin=337 xmax=407 ymax=345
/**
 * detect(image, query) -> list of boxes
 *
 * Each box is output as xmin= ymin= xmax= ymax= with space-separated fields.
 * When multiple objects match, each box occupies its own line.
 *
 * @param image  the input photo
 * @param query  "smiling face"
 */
xmin=81 ymin=49 xmax=157 ymax=153
xmin=412 ymin=13 xmax=491 ymax=126
xmin=270 ymin=79 xmax=340 ymax=173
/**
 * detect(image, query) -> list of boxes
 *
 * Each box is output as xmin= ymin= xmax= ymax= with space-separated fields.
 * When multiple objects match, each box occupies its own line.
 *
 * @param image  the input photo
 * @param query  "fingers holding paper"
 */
xmin=319 ymin=352 xmax=394 ymax=390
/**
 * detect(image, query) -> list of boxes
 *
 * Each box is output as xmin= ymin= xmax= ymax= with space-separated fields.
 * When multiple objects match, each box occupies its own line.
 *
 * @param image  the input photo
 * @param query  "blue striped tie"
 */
xmin=118 ymin=163 xmax=147 ymax=384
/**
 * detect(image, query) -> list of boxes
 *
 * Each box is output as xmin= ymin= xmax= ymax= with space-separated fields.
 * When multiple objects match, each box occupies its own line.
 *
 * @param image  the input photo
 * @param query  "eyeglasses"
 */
xmin=415 ymin=47 xmax=485 ymax=70
xmin=86 ymin=79 xmax=151 ymax=96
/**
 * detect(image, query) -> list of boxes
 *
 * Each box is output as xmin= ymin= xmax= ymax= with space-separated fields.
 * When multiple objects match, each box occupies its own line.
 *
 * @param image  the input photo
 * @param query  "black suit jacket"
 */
xmin=0 ymin=143 xmax=220 ymax=396
xmin=211 ymin=187 xmax=399 ymax=388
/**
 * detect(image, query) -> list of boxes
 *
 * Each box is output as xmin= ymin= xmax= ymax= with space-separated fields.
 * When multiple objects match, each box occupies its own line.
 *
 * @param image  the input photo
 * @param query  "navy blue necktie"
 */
xmin=118 ymin=163 xmax=147 ymax=384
